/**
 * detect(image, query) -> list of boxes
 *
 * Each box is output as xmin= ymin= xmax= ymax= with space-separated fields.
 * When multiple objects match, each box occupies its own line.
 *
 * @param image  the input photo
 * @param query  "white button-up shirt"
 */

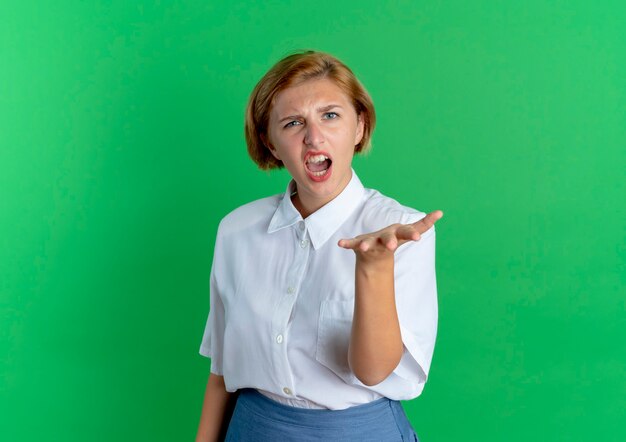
xmin=199 ymin=169 xmax=438 ymax=410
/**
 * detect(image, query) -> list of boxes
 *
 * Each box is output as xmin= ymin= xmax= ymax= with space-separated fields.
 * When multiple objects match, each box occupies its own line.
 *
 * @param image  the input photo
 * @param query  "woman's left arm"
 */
xmin=338 ymin=210 xmax=443 ymax=386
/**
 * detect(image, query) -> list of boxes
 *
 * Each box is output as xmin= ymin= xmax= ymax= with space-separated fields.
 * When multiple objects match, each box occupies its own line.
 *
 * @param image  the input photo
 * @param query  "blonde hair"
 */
xmin=245 ymin=50 xmax=376 ymax=170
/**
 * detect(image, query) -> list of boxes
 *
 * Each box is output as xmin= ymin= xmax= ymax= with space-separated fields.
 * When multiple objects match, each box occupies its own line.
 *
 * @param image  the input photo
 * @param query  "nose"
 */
xmin=303 ymin=121 xmax=325 ymax=148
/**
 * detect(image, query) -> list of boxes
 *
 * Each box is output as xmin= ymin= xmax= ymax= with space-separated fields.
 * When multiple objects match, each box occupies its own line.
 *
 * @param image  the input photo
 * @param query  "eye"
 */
xmin=324 ymin=112 xmax=339 ymax=120
xmin=284 ymin=120 xmax=301 ymax=128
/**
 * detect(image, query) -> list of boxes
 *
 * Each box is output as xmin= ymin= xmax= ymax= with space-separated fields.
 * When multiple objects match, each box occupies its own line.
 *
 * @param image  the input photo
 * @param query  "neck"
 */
xmin=290 ymin=170 xmax=352 ymax=219
xmin=291 ymin=192 xmax=316 ymax=219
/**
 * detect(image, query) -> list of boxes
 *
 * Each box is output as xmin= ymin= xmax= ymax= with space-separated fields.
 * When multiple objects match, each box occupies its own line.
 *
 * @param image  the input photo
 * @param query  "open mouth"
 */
xmin=304 ymin=153 xmax=332 ymax=178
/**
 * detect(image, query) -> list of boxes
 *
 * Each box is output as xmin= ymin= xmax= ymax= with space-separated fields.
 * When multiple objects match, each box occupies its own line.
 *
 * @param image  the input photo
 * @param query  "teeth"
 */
xmin=306 ymin=154 xmax=329 ymax=164
xmin=311 ymin=169 xmax=329 ymax=176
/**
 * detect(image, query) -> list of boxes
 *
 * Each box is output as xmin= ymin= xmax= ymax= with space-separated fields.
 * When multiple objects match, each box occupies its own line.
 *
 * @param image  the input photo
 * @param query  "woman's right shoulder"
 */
xmin=216 ymin=193 xmax=282 ymax=237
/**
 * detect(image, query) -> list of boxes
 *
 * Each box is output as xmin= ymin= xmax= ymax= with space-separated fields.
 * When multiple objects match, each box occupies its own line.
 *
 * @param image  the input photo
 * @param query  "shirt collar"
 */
xmin=267 ymin=168 xmax=366 ymax=250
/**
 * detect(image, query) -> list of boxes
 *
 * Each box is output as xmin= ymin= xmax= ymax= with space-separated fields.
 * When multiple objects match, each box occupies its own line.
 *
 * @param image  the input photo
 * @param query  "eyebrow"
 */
xmin=278 ymin=104 xmax=343 ymax=123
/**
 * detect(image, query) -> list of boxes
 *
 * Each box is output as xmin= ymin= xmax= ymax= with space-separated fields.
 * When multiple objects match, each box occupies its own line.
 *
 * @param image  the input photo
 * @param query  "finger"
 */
xmin=338 ymin=238 xmax=360 ymax=249
xmin=379 ymin=231 xmax=398 ymax=251
xmin=358 ymin=238 xmax=371 ymax=252
xmin=339 ymin=237 xmax=372 ymax=252
xmin=413 ymin=210 xmax=444 ymax=234
xmin=396 ymin=225 xmax=421 ymax=242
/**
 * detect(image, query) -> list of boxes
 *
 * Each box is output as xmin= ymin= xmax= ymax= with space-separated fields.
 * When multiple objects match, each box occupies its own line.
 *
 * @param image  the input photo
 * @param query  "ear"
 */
xmin=354 ymin=113 xmax=365 ymax=147
xmin=261 ymin=133 xmax=280 ymax=160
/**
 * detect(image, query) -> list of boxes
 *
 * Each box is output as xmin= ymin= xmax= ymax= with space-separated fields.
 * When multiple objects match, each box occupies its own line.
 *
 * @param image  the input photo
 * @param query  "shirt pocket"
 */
xmin=315 ymin=299 xmax=355 ymax=381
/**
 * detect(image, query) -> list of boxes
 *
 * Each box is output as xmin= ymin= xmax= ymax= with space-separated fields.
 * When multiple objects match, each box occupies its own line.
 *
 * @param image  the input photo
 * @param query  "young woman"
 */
xmin=195 ymin=50 xmax=443 ymax=442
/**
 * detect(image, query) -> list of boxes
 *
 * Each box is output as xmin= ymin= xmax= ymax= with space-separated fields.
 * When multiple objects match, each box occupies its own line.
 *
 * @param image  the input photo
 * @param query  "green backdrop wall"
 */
xmin=1 ymin=1 xmax=624 ymax=441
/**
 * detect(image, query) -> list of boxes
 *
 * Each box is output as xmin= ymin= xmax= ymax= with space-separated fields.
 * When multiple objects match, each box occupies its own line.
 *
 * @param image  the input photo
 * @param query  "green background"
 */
xmin=1 ymin=1 xmax=624 ymax=441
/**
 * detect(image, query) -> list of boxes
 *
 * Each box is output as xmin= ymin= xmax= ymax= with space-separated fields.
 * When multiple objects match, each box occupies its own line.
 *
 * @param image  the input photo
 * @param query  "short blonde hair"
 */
xmin=245 ymin=50 xmax=376 ymax=170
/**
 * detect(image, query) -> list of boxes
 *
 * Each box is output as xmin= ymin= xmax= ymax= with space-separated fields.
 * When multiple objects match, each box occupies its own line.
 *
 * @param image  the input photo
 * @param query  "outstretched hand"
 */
xmin=337 ymin=210 xmax=443 ymax=261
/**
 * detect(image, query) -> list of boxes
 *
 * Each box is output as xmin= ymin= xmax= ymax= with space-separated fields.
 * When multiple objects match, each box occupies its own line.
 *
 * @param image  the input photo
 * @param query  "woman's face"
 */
xmin=265 ymin=78 xmax=364 ymax=214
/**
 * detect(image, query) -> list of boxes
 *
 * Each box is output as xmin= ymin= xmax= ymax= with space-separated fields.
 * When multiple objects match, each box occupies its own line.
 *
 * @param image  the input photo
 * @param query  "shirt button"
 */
xmin=298 ymin=221 xmax=305 ymax=231
xmin=276 ymin=334 xmax=283 ymax=344
xmin=287 ymin=286 xmax=295 ymax=294
xmin=300 ymin=239 xmax=309 ymax=248
xmin=283 ymin=387 xmax=292 ymax=395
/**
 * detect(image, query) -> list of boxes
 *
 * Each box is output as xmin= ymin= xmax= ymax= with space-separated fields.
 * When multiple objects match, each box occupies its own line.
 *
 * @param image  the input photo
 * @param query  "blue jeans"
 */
xmin=225 ymin=388 xmax=420 ymax=441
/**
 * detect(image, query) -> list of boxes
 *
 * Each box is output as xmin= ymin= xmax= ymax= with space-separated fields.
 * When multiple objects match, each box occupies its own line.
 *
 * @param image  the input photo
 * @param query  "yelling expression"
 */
xmin=265 ymin=78 xmax=364 ymax=218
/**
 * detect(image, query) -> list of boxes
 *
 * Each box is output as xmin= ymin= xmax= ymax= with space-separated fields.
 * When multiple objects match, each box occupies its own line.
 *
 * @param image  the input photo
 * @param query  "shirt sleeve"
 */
xmin=390 ymin=215 xmax=438 ymax=390
xmin=339 ymin=213 xmax=439 ymax=400
xmin=198 ymin=223 xmax=225 ymax=376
